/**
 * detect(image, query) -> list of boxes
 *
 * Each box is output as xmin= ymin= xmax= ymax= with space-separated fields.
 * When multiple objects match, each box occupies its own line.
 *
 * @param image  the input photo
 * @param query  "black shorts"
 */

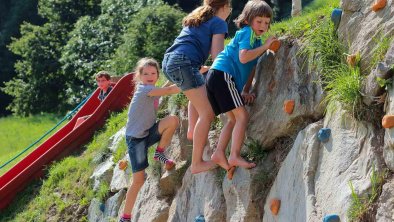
xmin=206 ymin=69 xmax=244 ymax=116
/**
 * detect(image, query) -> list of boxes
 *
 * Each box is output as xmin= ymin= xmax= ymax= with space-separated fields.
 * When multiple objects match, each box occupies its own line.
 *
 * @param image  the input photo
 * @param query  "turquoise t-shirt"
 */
xmin=211 ymin=26 xmax=262 ymax=92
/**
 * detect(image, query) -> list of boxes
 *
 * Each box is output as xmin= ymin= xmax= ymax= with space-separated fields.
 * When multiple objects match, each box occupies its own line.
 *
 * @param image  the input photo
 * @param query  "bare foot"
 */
xmin=187 ymin=129 xmax=193 ymax=141
xmin=191 ymin=160 xmax=217 ymax=174
xmin=228 ymin=156 xmax=256 ymax=169
xmin=211 ymin=150 xmax=230 ymax=170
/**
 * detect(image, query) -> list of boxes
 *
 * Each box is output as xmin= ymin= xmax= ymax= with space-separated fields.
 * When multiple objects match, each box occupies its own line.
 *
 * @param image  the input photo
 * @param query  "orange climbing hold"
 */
xmin=372 ymin=0 xmax=387 ymax=12
xmin=270 ymin=198 xmax=281 ymax=215
xmin=382 ymin=115 xmax=394 ymax=128
xmin=269 ymin=39 xmax=281 ymax=53
xmin=118 ymin=160 xmax=128 ymax=170
xmin=346 ymin=54 xmax=357 ymax=67
xmin=283 ymin=100 xmax=295 ymax=114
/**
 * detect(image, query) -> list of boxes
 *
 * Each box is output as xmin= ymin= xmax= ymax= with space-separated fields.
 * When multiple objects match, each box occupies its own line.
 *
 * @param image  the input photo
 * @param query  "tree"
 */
xmin=109 ymin=4 xmax=185 ymax=74
xmin=60 ymin=0 xmax=163 ymax=105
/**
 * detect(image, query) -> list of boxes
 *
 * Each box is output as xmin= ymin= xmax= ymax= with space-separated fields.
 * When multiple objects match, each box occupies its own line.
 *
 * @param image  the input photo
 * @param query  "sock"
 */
xmin=120 ymin=214 xmax=132 ymax=222
xmin=154 ymin=147 xmax=170 ymax=164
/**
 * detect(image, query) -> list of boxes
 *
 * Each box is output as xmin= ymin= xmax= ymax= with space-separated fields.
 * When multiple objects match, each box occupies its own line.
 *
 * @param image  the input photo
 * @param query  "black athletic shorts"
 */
xmin=206 ymin=69 xmax=245 ymax=116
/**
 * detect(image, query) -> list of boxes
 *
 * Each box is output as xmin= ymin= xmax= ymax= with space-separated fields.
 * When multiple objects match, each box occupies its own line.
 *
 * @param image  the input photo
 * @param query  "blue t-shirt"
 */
xmin=211 ymin=26 xmax=262 ymax=92
xmin=165 ymin=16 xmax=228 ymax=66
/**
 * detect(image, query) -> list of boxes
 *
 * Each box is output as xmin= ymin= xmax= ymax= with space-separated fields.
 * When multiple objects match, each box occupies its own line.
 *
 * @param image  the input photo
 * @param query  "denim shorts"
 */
xmin=126 ymin=122 xmax=161 ymax=173
xmin=162 ymin=52 xmax=205 ymax=91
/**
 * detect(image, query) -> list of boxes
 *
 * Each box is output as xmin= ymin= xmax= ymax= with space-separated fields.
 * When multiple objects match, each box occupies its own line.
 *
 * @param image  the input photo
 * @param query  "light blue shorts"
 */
xmin=162 ymin=52 xmax=205 ymax=91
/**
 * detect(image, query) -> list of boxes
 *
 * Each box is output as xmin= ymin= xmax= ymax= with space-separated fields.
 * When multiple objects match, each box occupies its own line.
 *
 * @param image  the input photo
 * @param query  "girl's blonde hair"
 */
xmin=234 ymin=0 xmax=273 ymax=28
xmin=134 ymin=57 xmax=160 ymax=83
xmin=183 ymin=0 xmax=230 ymax=27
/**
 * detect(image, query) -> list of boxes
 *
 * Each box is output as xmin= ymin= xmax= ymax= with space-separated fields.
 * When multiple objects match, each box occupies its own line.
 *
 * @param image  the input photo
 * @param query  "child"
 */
xmin=73 ymin=71 xmax=113 ymax=129
xmin=162 ymin=0 xmax=231 ymax=174
xmin=206 ymin=0 xmax=277 ymax=179
xmin=120 ymin=58 xmax=180 ymax=222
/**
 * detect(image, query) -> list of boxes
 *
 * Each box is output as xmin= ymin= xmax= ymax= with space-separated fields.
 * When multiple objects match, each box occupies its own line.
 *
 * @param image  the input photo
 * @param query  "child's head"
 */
xmin=95 ymin=71 xmax=111 ymax=90
xmin=234 ymin=0 xmax=273 ymax=35
xmin=135 ymin=57 xmax=160 ymax=85
xmin=183 ymin=0 xmax=231 ymax=27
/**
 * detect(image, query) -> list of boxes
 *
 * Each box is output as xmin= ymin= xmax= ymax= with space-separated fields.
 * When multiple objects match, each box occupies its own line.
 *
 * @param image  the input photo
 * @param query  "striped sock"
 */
xmin=119 ymin=214 xmax=131 ymax=222
xmin=154 ymin=147 xmax=170 ymax=164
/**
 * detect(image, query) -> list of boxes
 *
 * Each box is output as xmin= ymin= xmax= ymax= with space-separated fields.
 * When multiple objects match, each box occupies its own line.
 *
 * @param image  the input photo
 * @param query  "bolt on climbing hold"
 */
xmin=331 ymin=8 xmax=342 ymax=29
xmin=382 ymin=115 xmax=394 ymax=128
xmin=283 ymin=100 xmax=295 ymax=114
xmin=118 ymin=160 xmax=128 ymax=170
xmin=269 ymin=39 xmax=281 ymax=53
xmin=270 ymin=198 xmax=281 ymax=215
xmin=195 ymin=215 xmax=205 ymax=222
xmin=323 ymin=214 xmax=340 ymax=222
xmin=318 ymin=128 xmax=331 ymax=143
xmin=372 ymin=0 xmax=387 ymax=12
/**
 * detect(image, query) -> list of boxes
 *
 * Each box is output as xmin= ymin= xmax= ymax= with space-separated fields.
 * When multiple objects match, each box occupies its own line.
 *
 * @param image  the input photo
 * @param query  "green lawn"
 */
xmin=0 ymin=114 xmax=64 ymax=176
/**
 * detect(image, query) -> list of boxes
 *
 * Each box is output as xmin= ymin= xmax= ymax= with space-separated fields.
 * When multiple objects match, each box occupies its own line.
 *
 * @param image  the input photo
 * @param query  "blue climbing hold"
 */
xmin=99 ymin=203 xmax=105 ymax=212
xmin=331 ymin=8 xmax=342 ymax=29
xmin=323 ymin=214 xmax=340 ymax=222
xmin=318 ymin=128 xmax=331 ymax=143
xmin=195 ymin=215 xmax=205 ymax=222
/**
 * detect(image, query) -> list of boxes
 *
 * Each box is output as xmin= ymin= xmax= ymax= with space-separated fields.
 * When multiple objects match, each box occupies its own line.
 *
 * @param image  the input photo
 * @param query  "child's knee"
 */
xmin=132 ymin=176 xmax=145 ymax=188
xmin=170 ymin=116 xmax=179 ymax=128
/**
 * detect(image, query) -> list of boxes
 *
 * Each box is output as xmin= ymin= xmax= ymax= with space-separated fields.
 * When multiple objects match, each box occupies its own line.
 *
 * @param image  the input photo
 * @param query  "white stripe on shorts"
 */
xmin=224 ymin=73 xmax=243 ymax=107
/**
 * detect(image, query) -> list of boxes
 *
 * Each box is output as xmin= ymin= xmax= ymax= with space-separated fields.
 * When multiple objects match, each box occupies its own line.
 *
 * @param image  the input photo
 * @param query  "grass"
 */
xmin=243 ymin=138 xmax=268 ymax=162
xmin=347 ymin=165 xmax=387 ymax=221
xmin=0 ymin=114 xmax=64 ymax=176
xmin=369 ymin=30 xmax=394 ymax=73
xmin=0 ymin=109 xmax=129 ymax=222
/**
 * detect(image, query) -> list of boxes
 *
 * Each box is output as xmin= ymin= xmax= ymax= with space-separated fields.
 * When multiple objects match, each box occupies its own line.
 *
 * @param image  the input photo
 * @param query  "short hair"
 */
xmin=234 ymin=0 xmax=273 ymax=28
xmin=95 ymin=71 xmax=111 ymax=81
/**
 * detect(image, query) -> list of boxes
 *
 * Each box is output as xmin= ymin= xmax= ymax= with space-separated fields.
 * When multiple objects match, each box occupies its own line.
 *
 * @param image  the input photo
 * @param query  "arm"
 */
xmin=147 ymin=84 xmax=181 ymax=97
xmin=241 ymin=67 xmax=257 ymax=105
xmin=239 ymin=36 xmax=276 ymax=64
xmin=210 ymin=33 xmax=225 ymax=60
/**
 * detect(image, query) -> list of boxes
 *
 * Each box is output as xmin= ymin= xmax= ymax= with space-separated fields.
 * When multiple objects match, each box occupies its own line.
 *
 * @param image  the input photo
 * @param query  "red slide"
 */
xmin=0 ymin=73 xmax=135 ymax=210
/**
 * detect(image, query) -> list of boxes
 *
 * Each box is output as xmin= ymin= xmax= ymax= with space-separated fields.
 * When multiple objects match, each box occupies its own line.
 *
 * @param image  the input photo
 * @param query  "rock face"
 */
xmin=338 ymin=0 xmax=394 ymax=73
xmin=248 ymin=40 xmax=324 ymax=148
xmin=85 ymin=1 xmax=394 ymax=221
xmin=263 ymin=110 xmax=384 ymax=222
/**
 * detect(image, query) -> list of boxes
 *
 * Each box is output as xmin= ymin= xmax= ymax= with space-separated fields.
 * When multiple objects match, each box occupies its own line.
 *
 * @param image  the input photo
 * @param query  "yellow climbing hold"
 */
xmin=270 ymin=198 xmax=281 ymax=215
xmin=283 ymin=100 xmax=295 ymax=115
xmin=118 ymin=160 xmax=128 ymax=170
xmin=269 ymin=39 xmax=281 ymax=53
xmin=382 ymin=115 xmax=394 ymax=129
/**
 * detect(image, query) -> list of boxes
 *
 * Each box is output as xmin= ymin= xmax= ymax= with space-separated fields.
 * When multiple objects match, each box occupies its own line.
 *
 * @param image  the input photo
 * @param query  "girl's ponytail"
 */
xmin=183 ymin=0 xmax=229 ymax=27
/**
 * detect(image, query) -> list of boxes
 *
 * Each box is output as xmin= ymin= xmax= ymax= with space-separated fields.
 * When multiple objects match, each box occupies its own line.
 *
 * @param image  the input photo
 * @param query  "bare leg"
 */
xmin=183 ymin=86 xmax=216 ymax=174
xmin=227 ymin=107 xmax=256 ymax=169
xmin=157 ymin=115 xmax=179 ymax=148
xmin=187 ymin=102 xmax=198 ymax=141
xmin=211 ymin=112 xmax=235 ymax=170
xmin=122 ymin=170 xmax=145 ymax=216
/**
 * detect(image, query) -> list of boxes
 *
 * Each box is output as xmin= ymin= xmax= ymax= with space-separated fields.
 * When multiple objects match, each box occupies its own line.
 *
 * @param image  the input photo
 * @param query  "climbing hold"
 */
xmin=382 ymin=115 xmax=394 ymax=128
xmin=99 ymin=203 xmax=105 ymax=212
xmin=331 ymin=8 xmax=342 ymax=29
xmin=283 ymin=100 xmax=295 ymax=114
xmin=372 ymin=0 xmax=386 ymax=12
xmin=194 ymin=215 xmax=205 ymax=222
xmin=323 ymin=214 xmax=340 ymax=222
xmin=270 ymin=198 xmax=281 ymax=215
xmin=318 ymin=128 xmax=331 ymax=143
xmin=269 ymin=39 xmax=281 ymax=53
xmin=346 ymin=54 xmax=357 ymax=67
xmin=118 ymin=160 xmax=128 ymax=170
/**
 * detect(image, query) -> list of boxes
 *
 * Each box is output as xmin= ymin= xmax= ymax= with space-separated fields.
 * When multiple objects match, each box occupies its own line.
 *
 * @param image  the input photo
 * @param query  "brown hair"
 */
xmin=234 ymin=0 xmax=273 ymax=28
xmin=95 ymin=71 xmax=111 ymax=81
xmin=183 ymin=0 xmax=230 ymax=27
xmin=134 ymin=57 xmax=160 ymax=83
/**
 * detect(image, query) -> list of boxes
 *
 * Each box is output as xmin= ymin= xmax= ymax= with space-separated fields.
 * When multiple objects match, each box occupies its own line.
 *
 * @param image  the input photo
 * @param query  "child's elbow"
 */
xmin=239 ymin=54 xmax=248 ymax=64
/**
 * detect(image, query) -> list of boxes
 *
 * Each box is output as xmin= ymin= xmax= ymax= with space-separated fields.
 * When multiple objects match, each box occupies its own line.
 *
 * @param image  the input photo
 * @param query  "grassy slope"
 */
xmin=0 ymin=114 xmax=63 ymax=176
